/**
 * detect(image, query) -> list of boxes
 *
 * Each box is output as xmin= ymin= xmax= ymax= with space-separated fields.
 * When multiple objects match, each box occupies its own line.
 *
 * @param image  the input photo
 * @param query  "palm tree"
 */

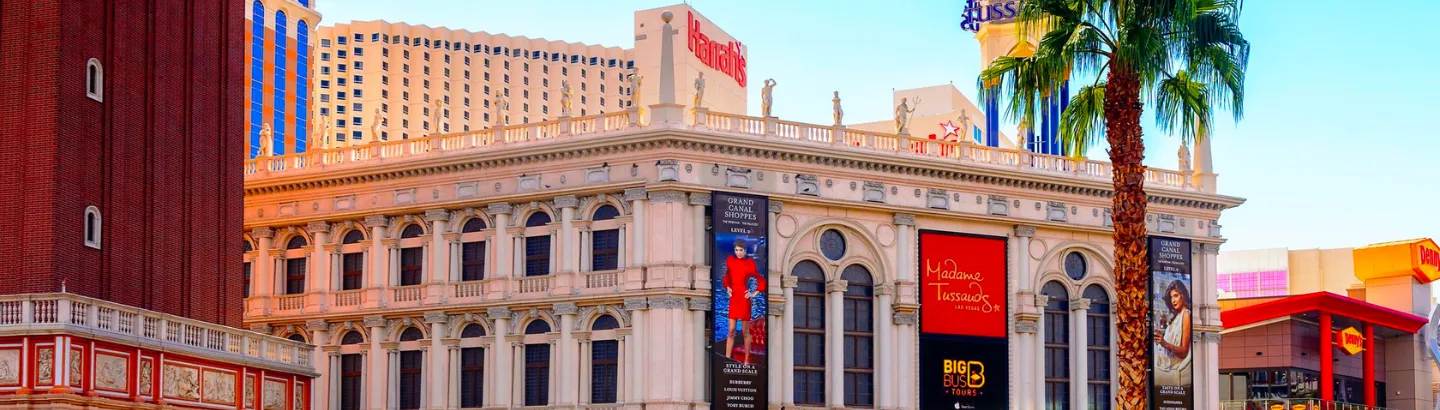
xmin=977 ymin=0 xmax=1248 ymax=408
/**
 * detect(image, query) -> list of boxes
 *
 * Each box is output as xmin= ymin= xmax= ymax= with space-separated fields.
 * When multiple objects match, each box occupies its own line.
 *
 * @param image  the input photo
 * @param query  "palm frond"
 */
xmin=1153 ymin=70 xmax=1212 ymax=144
xmin=1059 ymin=83 xmax=1107 ymax=158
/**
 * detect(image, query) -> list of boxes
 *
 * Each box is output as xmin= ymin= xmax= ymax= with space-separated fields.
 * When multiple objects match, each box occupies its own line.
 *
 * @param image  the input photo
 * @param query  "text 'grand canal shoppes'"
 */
xmin=239 ymin=3 xmax=1241 ymax=410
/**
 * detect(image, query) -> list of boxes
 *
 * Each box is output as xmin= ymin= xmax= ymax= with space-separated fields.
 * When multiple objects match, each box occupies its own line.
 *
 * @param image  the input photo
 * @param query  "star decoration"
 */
xmin=940 ymin=120 xmax=961 ymax=141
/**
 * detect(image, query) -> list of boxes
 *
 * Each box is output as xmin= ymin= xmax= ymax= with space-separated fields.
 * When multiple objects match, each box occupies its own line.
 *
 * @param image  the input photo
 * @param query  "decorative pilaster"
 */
xmin=825 ymin=280 xmax=848 ymax=407
xmin=487 ymin=307 xmax=512 ymax=408
xmin=554 ymin=302 xmax=579 ymax=406
xmin=624 ymin=188 xmax=647 ymax=274
xmin=554 ymin=196 xmax=579 ymax=277
xmin=624 ymin=298 xmax=648 ymax=402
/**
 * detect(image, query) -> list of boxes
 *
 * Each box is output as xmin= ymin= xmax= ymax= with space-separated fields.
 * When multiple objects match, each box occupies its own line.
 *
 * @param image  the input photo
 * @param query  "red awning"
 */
xmin=1221 ymin=292 xmax=1428 ymax=334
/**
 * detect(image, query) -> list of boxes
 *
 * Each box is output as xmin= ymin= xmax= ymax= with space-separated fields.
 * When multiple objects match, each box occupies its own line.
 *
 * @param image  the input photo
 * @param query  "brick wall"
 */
xmin=0 ymin=0 xmax=245 ymax=326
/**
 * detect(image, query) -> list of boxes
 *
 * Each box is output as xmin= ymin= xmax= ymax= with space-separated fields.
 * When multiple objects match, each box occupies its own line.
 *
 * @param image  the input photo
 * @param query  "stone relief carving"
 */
xmin=795 ymin=174 xmax=819 ymax=196
xmin=862 ymin=181 xmax=885 ymax=203
xmin=203 ymin=369 xmax=237 ymax=405
xmin=94 ymin=353 xmax=128 ymax=391
xmin=1047 ymin=201 xmax=1068 ymax=222
xmin=294 ymin=383 xmax=304 ymax=410
xmin=139 ymin=359 xmax=153 ymax=396
xmin=263 ymin=379 xmax=286 ymax=410
xmin=657 ymin=159 xmax=680 ymax=181
xmin=927 ymin=188 xmax=949 ymax=209
xmin=987 ymin=195 xmax=1009 ymax=216
xmin=244 ymin=375 xmax=254 ymax=408
xmin=0 ymin=349 xmax=18 ymax=385
xmin=163 ymin=364 xmax=201 ymax=400
xmin=68 ymin=350 xmax=82 ymax=386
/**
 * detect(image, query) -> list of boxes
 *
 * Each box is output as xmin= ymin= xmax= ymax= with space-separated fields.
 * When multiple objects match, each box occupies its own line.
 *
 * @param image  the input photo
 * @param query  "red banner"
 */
xmin=919 ymin=231 xmax=1008 ymax=338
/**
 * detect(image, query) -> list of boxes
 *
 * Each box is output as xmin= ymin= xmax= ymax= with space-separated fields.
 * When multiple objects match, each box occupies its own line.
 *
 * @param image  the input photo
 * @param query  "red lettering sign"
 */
xmin=919 ymin=232 xmax=1008 ymax=338
xmin=1421 ymin=246 xmax=1439 ymax=269
xmin=687 ymin=11 xmax=747 ymax=87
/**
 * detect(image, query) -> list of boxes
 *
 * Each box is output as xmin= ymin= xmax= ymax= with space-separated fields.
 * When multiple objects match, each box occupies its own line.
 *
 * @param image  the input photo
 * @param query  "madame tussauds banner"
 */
xmin=709 ymin=192 xmax=768 ymax=410
xmin=918 ymin=230 xmax=1008 ymax=410
xmin=1149 ymin=236 xmax=1194 ymax=410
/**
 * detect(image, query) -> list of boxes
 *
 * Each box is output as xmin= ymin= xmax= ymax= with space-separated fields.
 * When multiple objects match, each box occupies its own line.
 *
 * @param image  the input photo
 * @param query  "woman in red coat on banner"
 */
xmin=722 ymin=238 xmax=765 ymax=364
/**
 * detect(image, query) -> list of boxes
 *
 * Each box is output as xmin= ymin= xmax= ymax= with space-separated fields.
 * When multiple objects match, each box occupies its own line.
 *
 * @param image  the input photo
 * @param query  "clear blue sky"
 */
xmin=318 ymin=0 xmax=1440 ymax=252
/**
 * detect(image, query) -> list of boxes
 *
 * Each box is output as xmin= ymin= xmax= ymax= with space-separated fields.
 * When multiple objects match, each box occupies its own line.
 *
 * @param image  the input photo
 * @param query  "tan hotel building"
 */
xmin=243 ymin=4 xmax=1239 ymax=410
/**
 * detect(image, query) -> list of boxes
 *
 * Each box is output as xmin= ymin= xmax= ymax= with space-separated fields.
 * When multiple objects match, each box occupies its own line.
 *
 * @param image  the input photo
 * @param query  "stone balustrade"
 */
xmin=243 ymin=110 xmax=1206 ymax=193
xmin=0 ymin=292 xmax=313 ymax=374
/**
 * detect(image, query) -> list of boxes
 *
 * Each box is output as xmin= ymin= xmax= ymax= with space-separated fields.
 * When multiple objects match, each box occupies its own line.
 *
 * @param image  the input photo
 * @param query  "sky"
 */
xmin=317 ymin=0 xmax=1440 ymax=252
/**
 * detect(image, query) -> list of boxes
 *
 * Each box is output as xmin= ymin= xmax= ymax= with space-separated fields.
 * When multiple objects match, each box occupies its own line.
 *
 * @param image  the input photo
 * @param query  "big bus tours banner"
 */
xmin=917 ymin=230 xmax=1008 ymax=410
xmin=710 ymin=192 xmax=768 ymax=410
xmin=1148 ymin=236 xmax=1194 ymax=410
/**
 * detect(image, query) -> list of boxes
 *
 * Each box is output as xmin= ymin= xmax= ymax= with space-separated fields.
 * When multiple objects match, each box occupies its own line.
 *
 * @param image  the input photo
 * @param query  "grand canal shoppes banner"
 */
xmin=709 ymin=192 xmax=770 ymax=410
xmin=918 ymin=231 xmax=1009 ymax=410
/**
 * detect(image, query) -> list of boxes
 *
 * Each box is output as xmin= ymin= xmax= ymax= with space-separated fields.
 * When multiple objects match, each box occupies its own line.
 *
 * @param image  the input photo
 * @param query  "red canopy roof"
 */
xmin=1221 ymin=292 xmax=1428 ymax=334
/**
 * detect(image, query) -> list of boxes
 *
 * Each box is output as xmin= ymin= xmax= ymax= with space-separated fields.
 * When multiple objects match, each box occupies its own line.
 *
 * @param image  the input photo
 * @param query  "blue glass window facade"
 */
xmin=295 ymin=19 xmax=309 ymax=153
xmin=272 ymin=11 xmax=287 ymax=155
xmin=249 ymin=1 xmax=264 ymax=158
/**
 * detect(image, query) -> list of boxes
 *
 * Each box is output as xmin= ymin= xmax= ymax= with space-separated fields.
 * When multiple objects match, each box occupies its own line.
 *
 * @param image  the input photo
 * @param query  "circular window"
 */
xmin=819 ymin=229 xmax=846 ymax=261
xmin=1064 ymin=251 xmax=1087 ymax=280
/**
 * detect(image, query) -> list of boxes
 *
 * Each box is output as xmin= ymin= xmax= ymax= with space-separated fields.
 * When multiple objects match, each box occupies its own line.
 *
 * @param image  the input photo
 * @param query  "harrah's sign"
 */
xmin=687 ymin=11 xmax=747 ymax=87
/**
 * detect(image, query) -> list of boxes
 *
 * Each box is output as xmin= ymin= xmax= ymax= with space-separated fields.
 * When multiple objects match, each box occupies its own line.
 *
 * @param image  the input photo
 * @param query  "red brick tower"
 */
xmin=0 ymin=0 xmax=246 ymax=326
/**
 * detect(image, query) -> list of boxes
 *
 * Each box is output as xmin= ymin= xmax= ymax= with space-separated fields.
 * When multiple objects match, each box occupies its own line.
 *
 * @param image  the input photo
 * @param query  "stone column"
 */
xmin=1015 ymin=318 xmax=1040 ymax=410
xmin=308 ymin=222 xmax=332 ymax=296
xmin=306 ymin=320 xmax=331 ymax=410
xmin=555 ymin=302 xmax=579 ymax=407
xmin=487 ymin=307 xmax=512 ymax=408
xmin=768 ymin=300 xmax=785 ymax=405
xmin=781 ymin=275 xmax=797 ymax=406
xmin=624 ymin=188 xmax=647 ymax=289
xmin=1014 ymin=225 xmax=1037 ymax=410
xmin=624 ymin=298 xmax=648 ymax=402
xmin=894 ymin=214 xmax=916 ymax=283
xmin=648 ymin=296 xmax=687 ymax=403
xmin=424 ymin=312 xmax=450 ymax=409
xmin=444 ymin=232 xmax=461 ymax=282
xmin=489 ymin=201 xmax=512 ymax=283
xmin=876 ymin=284 xmax=895 ymax=409
xmin=893 ymin=310 xmax=918 ymax=409
xmin=1070 ymin=298 xmax=1090 ymax=410
xmin=327 ymin=350 xmax=341 ymax=410
xmin=689 ymin=297 xmax=711 ymax=405
xmin=689 ymin=193 xmax=711 ymax=285
xmin=364 ymin=216 xmax=390 ymax=308
xmin=251 ymin=228 xmax=275 ymax=310
xmin=579 ymin=338 xmax=593 ymax=405
xmin=425 ymin=210 xmax=450 ymax=303
xmin=1034 ymin=295 xmax=1050 ymax=410
xmin=447 ymin=344 xmax=461 ymax=409
xmin=825 ymin=279 xmax=848 ymax=407
xmin=555 ymin=196 xmax=578 ymax=273
xmin=363 ymin=316 xmax=388 ymax=409
xmin=387 ymin=347 xmax=400 ymax=410
xmin=1201 ymin=243 xmax=1221 ymax=410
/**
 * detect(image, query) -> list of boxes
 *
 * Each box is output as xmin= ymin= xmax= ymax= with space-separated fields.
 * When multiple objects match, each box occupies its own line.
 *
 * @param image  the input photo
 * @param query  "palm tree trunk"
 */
xmin=1106 ymin=67 xmax=1151 ymax=409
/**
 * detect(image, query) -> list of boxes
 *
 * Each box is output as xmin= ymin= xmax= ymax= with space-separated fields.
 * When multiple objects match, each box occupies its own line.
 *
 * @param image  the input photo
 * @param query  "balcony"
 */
xmin=391 ymin=285 xmax=424 ymax=303
xmin=332 ymin=289 xmax=365 ymax=308
xmin=276 ymin=293 xmax=306 ymax=311
xmin=518 ymin=275 xmax=553 ymax=294
xmin=243 ymin=110 xmax=1206 ymax=193
xmin=0 ymin=293 xmax=313 ymax=375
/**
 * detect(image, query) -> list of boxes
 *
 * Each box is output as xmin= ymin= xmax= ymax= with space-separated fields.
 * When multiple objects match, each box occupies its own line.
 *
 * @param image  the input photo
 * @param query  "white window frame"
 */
xmin=85 ymin=58 xmax=104 ymax=102
xmin=83 ymin=206 xmax=102 ymax=249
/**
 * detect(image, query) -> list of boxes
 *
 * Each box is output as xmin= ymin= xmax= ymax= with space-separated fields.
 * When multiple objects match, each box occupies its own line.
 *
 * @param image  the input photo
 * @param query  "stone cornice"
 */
xmin=244 ymin=130 xmax=1243 ymax=212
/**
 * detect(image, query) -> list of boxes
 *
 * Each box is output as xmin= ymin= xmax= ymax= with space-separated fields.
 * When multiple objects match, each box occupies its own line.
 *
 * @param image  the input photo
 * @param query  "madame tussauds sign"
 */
xmin=918 ymin=231 xmax=1008 ymax=338
xmin=688 ymin=11 xmax=747 ymax=87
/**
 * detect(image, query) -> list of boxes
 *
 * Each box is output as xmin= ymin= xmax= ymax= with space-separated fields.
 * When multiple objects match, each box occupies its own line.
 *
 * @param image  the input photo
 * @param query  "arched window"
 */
xmin=271 ymin=10 xmax=288 ymax=156
xmin=341 ymin=230 xmax=366 ymax=290
xmin=400 ymin=224 xmax=424 ymax=238
xmin=460 ymin=323 xmax=486 ymax=407
xmin=342 ymin=230 xmax=366 ymax=244
xmin=398 ymin=327 xmax=424 ymax=342
xmin=285 ymin=254 xmax=307 ymax=295
xmin=242 ymin=240 xmax=253 ymax=253
xmin=249 ymin=1 xmax=265 ymax=159
xmin=397 ymin=325 xmax=424 ymax=409
xmin=460 ymin=324 xmax=487 ymax=338
xmin=841 ymin=265 xmax=875 ymax=407
xmin=524 ymin=320 xmax=551 ymax=406
xmin=294 ymin=19 xmax=310 ymax=153
xmin=287 ymin=333 xmax=307 ymax=343
xmin=83 ymin=206 xmax=102 ymax=249
xmin=286 ymin=236 xmax=308 ymax=249
xmin=461 ymin=219 xmax=487 ymax=281
xmin=340 ymin=348 xmax=363 ymax=410
xmin=525 ymin=213 xmax=552 ymax=276
xmin=399 ymin=224 xmax=424 ymax=286
xmin=85 ymin=58 xmax=103 ymax=102
xmin=1041 ymin=281 xmax=1071 ymax=410
xmin=591 ymin=206 xmax=620 ymax=271
xmin=592 ymin=205 xmax=620 ymax=221
xmin=591 ymin=315 xmax=620 ymax=331
xmin=591 ymin=314 xmax=620 ymax=404
xmin=792 ymin=260 xmax=826 ymax=405
xmin=462 ymin=218 xmax=487 ymax=233
xmin=340 ymin=331 xmax=365 ymax=345
xmin=1084 ymin=285 xmax=1113 ymax=410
